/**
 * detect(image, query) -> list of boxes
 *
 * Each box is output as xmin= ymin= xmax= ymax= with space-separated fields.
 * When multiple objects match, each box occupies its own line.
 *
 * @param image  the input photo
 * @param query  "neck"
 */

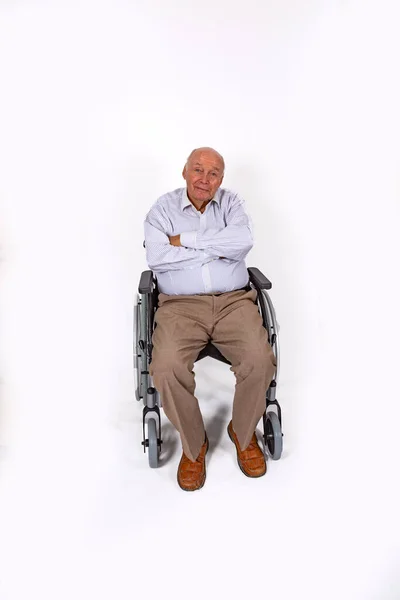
xmin=187 ymin=195 xmax=211 ymax=214
xmin=189 ymin=198 xmax=211 ymax=213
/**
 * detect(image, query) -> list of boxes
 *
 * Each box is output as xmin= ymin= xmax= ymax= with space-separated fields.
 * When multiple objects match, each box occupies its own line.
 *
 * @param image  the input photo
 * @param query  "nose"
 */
xmin=200 ymin=172 xmax=209 ymax=184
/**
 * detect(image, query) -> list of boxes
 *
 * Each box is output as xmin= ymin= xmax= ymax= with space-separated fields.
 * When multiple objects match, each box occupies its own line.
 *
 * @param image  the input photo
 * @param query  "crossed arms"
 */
xmin=144 ymin=195 xmax=253 ymax=273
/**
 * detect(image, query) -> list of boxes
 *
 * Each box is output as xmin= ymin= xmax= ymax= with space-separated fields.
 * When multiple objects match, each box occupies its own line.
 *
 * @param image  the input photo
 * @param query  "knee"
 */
xmin=150 ymin=349 xmax=188 ymax=378
xmin=235 ymin=345 xmax=276 ymax=379
xmin=249 ymin=343 xmax=276 ymax=367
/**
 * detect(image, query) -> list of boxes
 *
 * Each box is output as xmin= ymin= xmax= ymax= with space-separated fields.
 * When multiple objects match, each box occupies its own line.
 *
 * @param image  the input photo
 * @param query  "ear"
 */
xmin=182 ymin=165 xmax=187 ymax=180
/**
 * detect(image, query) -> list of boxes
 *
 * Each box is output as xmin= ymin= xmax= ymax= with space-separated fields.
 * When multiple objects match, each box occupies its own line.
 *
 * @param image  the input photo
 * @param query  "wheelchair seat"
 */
xmin=196 ymin=342 xmax=230 ymax=365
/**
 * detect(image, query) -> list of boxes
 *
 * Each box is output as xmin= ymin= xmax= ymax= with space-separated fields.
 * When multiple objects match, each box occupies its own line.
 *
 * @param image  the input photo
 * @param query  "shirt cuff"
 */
xmin=180 ymin=231 xmax=198 ymax=249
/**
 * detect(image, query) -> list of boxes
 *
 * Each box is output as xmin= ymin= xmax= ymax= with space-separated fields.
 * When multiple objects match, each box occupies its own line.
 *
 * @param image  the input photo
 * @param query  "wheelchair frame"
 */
xmin=134 ymin=267 xmax=283 ymax=468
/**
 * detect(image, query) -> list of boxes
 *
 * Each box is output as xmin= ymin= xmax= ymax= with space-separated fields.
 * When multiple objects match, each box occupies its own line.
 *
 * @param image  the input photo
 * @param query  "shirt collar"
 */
xmin=180 ymin=187 xmax=221 ymax=211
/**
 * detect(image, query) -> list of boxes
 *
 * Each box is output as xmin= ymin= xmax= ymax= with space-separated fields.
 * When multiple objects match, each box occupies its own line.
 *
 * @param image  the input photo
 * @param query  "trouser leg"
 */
xmin=211 ymin=290 xmax=277 ymax=451
xmin=149 ymin=294 xmax=211 ymax=462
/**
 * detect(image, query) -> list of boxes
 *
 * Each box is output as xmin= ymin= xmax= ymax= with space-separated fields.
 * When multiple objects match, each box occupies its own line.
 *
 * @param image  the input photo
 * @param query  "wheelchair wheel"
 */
xmin=147 ymin=418 xmax=160 ymax=468
xmin=265 ymin=411 xmax=283 ymax=460
xmin=134 ymin=297 xmax=141 ymax=401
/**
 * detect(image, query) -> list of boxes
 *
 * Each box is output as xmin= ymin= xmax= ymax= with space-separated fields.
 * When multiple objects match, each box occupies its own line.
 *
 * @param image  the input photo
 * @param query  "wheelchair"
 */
xmin=133 ymin=267 xmax=283 ymax=468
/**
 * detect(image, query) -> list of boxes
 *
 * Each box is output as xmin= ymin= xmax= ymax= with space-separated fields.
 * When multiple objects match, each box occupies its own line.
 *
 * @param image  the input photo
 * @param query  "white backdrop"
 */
xmin=1 ymin=1 xmax=399 ymax=599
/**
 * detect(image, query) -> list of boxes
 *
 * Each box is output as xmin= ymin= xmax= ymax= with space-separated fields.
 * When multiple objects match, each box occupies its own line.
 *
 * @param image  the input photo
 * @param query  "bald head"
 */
xmin=186 ymin=147 xmax=225 ymax=174
xmin=183 ymin=147 xmax=225 ymax=208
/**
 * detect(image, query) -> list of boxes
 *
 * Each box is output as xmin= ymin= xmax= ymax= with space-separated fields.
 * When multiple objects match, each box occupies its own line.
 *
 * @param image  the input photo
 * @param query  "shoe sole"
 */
xmin=227 ymin=425 xmax=266 ymax=478
xmin=177 ymin=437 xmax=209 ymax=492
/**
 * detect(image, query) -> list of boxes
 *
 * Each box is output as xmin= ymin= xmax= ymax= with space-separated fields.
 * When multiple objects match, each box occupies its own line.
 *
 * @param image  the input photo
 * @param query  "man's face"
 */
xmin=183 ymin=151 xmax=224 ymax=204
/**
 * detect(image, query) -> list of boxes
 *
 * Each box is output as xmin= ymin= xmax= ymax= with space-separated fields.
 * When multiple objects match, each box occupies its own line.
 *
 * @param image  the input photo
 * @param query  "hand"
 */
xmin=168 ymin=234 xmax=181 ymax=247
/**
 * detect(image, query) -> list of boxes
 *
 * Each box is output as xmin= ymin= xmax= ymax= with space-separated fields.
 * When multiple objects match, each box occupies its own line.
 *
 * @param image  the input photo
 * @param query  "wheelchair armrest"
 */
xmin=247 ymin=267 xmax=272 ymax=290
xmin=138 ymin=270 xmax=154 ymax=294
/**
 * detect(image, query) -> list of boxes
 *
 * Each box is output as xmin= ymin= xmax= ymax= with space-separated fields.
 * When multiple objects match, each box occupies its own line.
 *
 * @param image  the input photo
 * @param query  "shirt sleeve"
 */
xmin=180 ymin=194 xmax=253 ymax=261
xmin=144 ymin=204 xmax=208 ymax=272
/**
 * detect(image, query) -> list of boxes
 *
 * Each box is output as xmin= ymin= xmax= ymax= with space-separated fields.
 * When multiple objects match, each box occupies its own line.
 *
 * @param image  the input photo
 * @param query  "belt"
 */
xmin=208 ymin=283 xmax=252 ymax=296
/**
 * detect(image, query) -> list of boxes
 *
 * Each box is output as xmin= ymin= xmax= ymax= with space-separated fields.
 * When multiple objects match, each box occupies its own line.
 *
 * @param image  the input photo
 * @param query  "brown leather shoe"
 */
xmin=177 ymin=435 xmax=209 ymax=491
xmin=227 ymin=421 xmax=266 ymax=478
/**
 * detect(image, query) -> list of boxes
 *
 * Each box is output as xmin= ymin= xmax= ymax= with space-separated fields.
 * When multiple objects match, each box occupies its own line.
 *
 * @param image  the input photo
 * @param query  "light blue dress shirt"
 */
xmin=144 ymin=187 xmax=253 ymax=295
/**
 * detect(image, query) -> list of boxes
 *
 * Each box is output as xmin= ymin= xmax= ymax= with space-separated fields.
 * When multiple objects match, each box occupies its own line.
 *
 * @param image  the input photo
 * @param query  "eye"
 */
xmin=195 ymin=168 xmax=202 ymax=172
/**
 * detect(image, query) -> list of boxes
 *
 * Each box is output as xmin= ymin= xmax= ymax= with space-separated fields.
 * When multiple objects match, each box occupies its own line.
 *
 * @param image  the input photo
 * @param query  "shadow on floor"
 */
xmin=204 ymin=404 xmax=231 ymax=457
xmin=158 ymin=403 xmax=231 ymax=465
xmin=158 ymin=421 xmax=179 ymax=466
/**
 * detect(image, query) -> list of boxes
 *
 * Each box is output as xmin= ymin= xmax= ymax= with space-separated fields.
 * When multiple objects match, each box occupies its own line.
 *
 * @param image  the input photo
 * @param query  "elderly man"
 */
xmin=144 ymin=147 xmax=276 ymax=491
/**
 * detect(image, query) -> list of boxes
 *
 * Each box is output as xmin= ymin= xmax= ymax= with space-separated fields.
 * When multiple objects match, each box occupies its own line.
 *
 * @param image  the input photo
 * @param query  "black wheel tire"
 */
xmin=265 ymin=412 xmax=283 ymax=460
xmin=148 ymin=418 xmax=160 ymax=468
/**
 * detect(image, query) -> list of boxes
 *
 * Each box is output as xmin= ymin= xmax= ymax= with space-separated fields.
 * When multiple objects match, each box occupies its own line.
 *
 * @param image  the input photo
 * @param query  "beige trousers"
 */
xmin=149 ymin=289 xmax=277 ymax=462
